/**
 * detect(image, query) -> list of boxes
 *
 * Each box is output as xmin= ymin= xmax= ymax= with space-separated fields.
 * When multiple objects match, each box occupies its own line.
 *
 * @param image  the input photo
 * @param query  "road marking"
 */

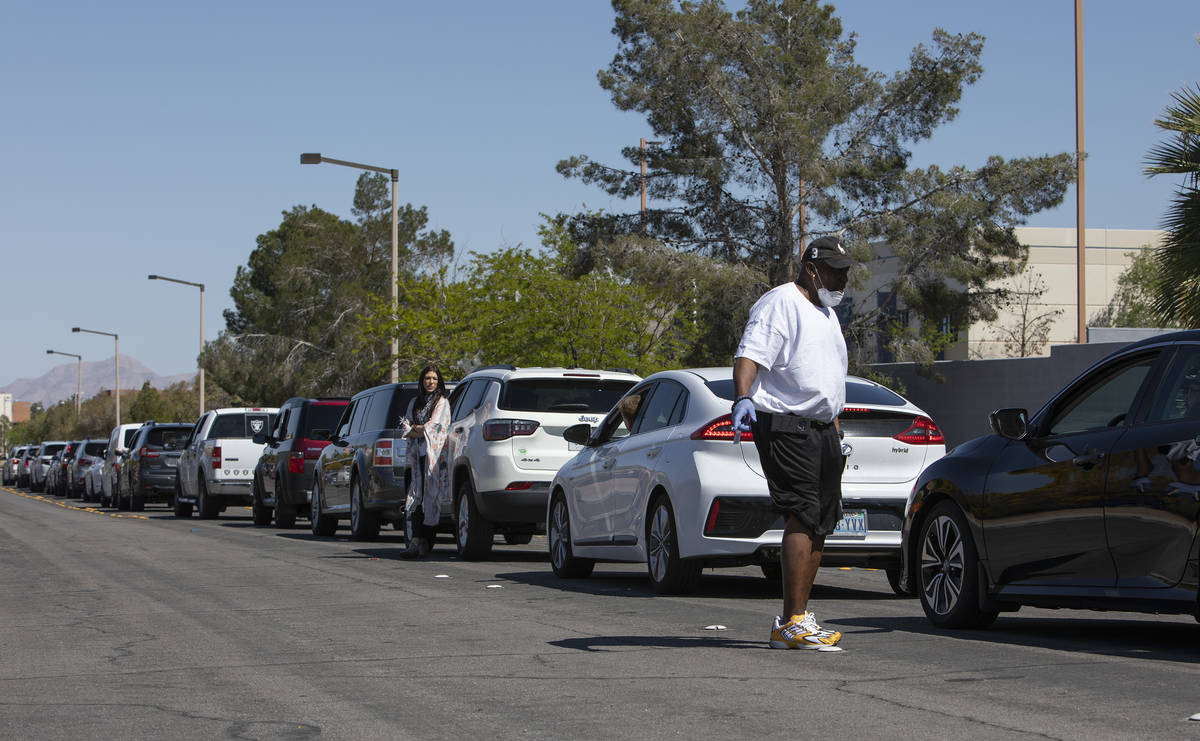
xmin=0 ymin=486 xmax=149 ymax=519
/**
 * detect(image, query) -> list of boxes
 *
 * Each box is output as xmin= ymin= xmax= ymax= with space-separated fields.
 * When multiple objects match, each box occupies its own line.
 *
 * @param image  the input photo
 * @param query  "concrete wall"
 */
xmin=870 ymin=341 xmax=1129 ymax=448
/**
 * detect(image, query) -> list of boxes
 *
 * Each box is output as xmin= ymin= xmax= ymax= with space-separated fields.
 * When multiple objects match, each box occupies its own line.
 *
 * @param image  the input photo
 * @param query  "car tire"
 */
xmin=197 ymin=478 xmax=219 ymax=520
xmin=131 ymin=492 xmax=145 ymax=512
xmin=646 ymin=494 xmax=701 ymax=594
xmin=455 ymin=479 xmax=494 ymax=561
xmin=172 ymin=477 xmax=192 ymax=517
xmin=117 ymin=479 xmax=130 ymax=511
xmin=916 ymin=501 xmax=998 ymax=629
xmin=275 ymin=477 xmax=297 ymax=528
xmin=548 ymin=493 xmax=594 ymax=579
xmin=310 ymin=481 xmax=338 ymax=537
xmin=503 ymin=533 xmax=533 ymax=545
xmin=349 ymin=478 xmax=381 ymax=542
xmin=251 ymin=477 xmax=272 ymax=527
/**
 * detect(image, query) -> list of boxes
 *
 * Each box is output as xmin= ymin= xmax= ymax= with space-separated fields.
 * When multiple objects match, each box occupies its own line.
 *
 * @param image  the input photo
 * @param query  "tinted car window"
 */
xmin=499 ymin=379 xmax=633 ymax=413
xmin=207 ymin=413 xmax=277 ymax=439
xmin=1146 ymin=346 xmax=1200 ymax=422
xmin=452 ymin=381 xmax=484 ymax=422
xmin=123 ymin=428 xmax=139 ymax=447
xmin=364 ymin=391 xmax=393 ymax=432
xmin=1047 ymin=355 xmax=1156 ymax=436
xmin=41 ymin=443 xmax=66 ymax=457
xmin=348 ymin=397 xmax=371 ymax=435
xmin=387 ymin=387 xmax=421 ymax=426
xmin=145 ymin=426 xmax=191 ymax=448
xmin=636 ymin=382 xmax=685 ymax=434
xmin=84 ymin=442 xmax=106 ymax=456
xmin=304 ymin=403 xmax=347 ymax=437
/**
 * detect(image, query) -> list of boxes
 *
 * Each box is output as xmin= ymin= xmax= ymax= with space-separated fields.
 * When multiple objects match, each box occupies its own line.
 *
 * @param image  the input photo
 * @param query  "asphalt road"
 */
xmin=2 ymin=485 xmax=1200 ymax=741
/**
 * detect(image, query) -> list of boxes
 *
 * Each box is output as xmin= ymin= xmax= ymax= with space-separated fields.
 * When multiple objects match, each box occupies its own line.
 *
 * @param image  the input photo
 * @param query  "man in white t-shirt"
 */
xmin=732 ymin=235 xmax=851 ymax=650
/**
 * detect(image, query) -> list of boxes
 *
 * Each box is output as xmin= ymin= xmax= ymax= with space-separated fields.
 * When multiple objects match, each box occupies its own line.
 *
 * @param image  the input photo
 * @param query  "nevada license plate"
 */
xmin=831 ymin=509 xmax=867 ymax=538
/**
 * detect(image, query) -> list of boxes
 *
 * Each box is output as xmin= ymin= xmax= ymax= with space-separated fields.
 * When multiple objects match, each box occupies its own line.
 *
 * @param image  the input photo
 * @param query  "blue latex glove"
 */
xmin=732 ymin=398 xmax=757 ymax=432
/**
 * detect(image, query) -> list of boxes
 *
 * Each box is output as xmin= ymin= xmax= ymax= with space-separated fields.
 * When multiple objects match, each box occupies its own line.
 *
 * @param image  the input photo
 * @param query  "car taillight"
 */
xmin=704 ymin=499 xmax=721 ymax=535
xmin=893 ymin=416 xmax=944 ymax=445
xmin=141 ymin=446 xmax=160 ymax=459
xmin=211 ymin=446 xmax=221 ymax=468
xmin=691 ymin=414 xmax=754 ymax=442
xmin=505 ymin=481 xmax=534 ymax=491
xmin=483 ymin=419 xmax=539 ymax=441
xmin=287 ymin=451 xmax=305 ymax=474
xmin=373 ymin=439 xmax=393 ymax=467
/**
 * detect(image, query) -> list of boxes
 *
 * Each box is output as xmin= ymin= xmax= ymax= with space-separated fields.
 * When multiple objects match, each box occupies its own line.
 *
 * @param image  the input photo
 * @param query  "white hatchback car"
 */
xmin=547 ymin=368 xmax=945 ymax=593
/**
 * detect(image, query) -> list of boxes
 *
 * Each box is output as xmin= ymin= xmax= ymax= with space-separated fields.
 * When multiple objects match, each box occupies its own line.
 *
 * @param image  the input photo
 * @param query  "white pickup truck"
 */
xmin=175 ymin=407 xmax=279 ymax=519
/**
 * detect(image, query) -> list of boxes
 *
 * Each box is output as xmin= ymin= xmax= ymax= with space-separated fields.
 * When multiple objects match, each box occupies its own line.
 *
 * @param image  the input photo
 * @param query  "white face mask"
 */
xmin=812 ymin=267 xmax=844 ymax=308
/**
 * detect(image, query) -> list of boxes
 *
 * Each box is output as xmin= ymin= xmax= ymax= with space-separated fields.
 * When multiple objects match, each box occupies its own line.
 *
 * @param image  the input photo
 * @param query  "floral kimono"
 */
xmin=405 ymin=394 xmax=450 ymax=528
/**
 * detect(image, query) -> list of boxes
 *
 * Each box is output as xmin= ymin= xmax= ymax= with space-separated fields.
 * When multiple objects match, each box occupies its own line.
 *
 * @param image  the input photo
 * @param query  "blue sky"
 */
xmin=2 ymin=1 xmax=1197 ymax=389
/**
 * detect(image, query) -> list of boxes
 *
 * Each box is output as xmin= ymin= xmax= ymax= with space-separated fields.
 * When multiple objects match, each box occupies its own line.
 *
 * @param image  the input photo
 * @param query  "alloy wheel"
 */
xmin=549 ymin=499 xmax=569 ymax=570
xmin=920 ymin=513 xmax=966 ymax=615
xmin=647 ymin=504 xmax=673 ymax=584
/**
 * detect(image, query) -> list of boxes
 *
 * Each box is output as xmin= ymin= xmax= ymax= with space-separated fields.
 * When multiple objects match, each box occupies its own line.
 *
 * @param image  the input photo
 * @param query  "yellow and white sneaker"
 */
xmin=769 ymin=612 xmax=842 ymax=650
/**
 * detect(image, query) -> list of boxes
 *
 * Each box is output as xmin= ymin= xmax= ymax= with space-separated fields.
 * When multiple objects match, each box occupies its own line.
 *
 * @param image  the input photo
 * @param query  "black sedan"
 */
xmin=902 ymin=330 xmax=1200 ymax=628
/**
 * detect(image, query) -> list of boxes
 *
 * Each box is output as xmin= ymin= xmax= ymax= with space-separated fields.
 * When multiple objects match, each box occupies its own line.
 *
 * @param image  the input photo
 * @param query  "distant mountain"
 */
xmin=0 ymin=356 xmax=194 ymax=407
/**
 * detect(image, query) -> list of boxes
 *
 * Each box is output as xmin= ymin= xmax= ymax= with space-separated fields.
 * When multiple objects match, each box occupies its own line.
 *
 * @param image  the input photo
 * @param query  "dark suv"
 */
xmin=310 ymin=383 xmax=427 ymax=541
xmin=252 ymin=397 xmax=349 ymax=528
xmin=119 ymin=422 xmax=192 ymax=511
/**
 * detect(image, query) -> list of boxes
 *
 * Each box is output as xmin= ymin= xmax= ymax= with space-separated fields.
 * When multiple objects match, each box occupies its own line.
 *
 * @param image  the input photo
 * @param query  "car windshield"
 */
xmin=499 ymin=379 xmax=635 ymax=413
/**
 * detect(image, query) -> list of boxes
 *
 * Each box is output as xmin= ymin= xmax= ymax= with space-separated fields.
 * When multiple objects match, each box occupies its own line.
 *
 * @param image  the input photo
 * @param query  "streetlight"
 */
xmin=301 ymin=152 xmax=400 ymax=383
xmin=72 ymin=327 xmax=119 ymax=429
xmin=148 ymin=274 xmax=205 ymax=415
xmin=640 ymin=138 xmax=662 ymax=234
xmin=46 ymin=350 xmax=82 ymax=417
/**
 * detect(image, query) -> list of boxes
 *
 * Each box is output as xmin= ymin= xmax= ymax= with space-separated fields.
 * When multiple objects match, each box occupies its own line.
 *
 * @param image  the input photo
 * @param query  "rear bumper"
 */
xmin=476 ymin=485 xmax=550 ymax=526
xmin=209 ymin=479 xmax=253 ymax=501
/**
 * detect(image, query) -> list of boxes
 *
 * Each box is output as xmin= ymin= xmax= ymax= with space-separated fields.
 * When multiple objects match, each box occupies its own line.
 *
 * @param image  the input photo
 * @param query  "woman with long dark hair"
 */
xmin=402 ymin=364 xmax=450 ymax=559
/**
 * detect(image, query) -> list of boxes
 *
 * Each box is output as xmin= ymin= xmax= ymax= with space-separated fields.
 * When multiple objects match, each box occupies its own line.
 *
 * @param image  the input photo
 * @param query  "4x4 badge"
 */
xmin=578 ymin=415 xmax=599 ymax=423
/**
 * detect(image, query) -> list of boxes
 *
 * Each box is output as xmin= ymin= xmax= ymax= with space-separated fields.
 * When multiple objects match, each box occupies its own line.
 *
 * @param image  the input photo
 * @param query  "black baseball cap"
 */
xmin=803 ymin=235 xmax=853 ymax=269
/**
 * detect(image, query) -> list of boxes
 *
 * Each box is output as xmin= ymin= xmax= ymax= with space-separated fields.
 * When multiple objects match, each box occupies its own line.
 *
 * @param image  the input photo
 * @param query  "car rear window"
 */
xmin=207 ymin=413 xmax=277 ymax=439
xmin=84 ymin=442 xmax=106 ymax=456
xmin=41 ymin=443 xmax=66 ymax=456
xmin=145 ymin=426 xmax=191 ymax=448
xmin=704 ymin=378 xmax=908 ymax=407
xmin=303 ymin=403 xmax=348 ymax=436
xmin=499 ymin=379 xmax=635 ymax=413
xmin=123 ymin=428 xmax=139 ymax=447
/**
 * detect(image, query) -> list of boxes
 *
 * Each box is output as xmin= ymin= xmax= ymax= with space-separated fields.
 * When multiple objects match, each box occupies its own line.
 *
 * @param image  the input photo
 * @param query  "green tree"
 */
xmin=558 ymin=0 xmax=1074 ymax=364
xmin=129 ymin=381 xmax=169 ymax=423
xmin=1091 ymin=248 xmax=1182 ymax=329
xmin=1144 ymin=84 xmax=1200 ymax=326
xmin=205 ymin=174 xmax=454 ymax=404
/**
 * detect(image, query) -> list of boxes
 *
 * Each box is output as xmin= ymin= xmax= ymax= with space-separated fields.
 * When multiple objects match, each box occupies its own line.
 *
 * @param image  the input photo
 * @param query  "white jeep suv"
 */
xmin=446 ymin=365 xmax=640 ymax=559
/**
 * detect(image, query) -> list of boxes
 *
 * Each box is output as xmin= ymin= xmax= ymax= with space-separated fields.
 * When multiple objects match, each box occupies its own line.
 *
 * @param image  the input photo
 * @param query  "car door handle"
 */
xmin=646 ymin=446 xmax=662 ymax=458
xmin=1072 ymin=449 xmax=1105 ymax=469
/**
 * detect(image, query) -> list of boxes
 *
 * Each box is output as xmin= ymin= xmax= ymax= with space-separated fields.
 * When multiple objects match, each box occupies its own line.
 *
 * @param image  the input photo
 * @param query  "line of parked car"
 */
xmin=8 ymin=331 xmax=1199 ymax=630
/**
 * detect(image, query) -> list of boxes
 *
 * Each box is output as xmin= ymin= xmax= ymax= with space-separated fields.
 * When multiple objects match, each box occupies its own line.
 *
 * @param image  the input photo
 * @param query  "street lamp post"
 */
xmin=46 ymin=349 xmax=82 ymax=417
xmin=148 ymin=274 xmax=205 ymax=415
xmin=300 ymin=152 xmax=399 ymax=383
xmin=72 ymin=327 xmax=119 ymax=428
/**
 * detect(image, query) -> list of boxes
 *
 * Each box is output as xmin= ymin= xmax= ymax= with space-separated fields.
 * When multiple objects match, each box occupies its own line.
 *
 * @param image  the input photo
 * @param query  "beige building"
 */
xmin=858 ymin=226 xmax=1164 ymax=361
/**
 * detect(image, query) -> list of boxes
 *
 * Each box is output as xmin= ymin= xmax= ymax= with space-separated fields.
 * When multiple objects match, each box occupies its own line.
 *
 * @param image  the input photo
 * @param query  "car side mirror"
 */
xmin=989 ymin=408 xmax=1029 ymax=440
xmin=311 ymin=428 xmax=330 ymax=442
xmin=563 ymin=423 xmax=594 ymax=447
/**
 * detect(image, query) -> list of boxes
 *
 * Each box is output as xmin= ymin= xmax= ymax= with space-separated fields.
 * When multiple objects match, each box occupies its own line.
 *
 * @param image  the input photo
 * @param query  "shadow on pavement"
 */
xmin=549 ymin=634 xmax=763 ymax=652
xmin=839 ymin=614 xmax=1200 ymax=663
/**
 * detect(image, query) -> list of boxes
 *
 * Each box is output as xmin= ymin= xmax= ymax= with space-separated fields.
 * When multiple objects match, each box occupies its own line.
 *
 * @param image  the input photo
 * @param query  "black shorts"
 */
xmin=750 ymin=412 xmax=843 ymax=536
